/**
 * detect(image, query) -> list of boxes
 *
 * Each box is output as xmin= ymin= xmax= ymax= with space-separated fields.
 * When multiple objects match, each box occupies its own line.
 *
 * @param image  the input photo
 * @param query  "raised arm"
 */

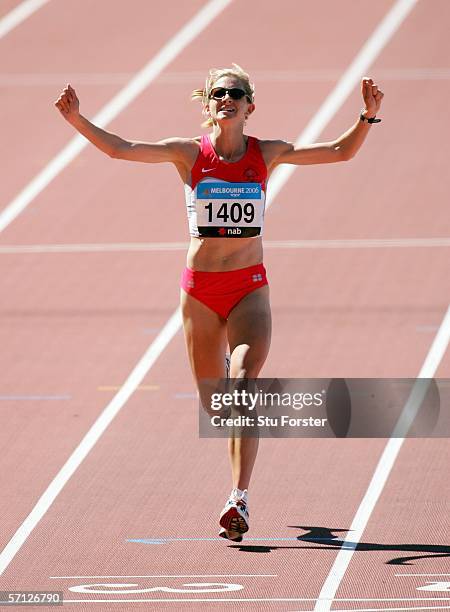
xmin=54 ymin=84 xmax=197 ymax=165
xmin=265 ymin=77 xmax=384 ymax=169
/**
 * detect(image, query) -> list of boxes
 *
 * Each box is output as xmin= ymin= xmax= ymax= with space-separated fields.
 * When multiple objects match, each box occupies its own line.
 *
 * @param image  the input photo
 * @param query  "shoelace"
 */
xmin=229 ymin=496 xmax=247 ymax=511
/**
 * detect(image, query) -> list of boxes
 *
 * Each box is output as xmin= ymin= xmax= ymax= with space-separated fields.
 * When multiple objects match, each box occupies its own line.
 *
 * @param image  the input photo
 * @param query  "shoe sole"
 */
xmin=219 ymin=507 xmax=249 ymax=534
xmin=219 ymin=528 xmax=243 ymax=542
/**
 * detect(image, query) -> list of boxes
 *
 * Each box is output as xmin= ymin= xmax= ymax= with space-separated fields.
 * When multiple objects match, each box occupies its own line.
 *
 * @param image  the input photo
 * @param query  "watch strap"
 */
xmin=360 ymin=112 xmax=381 ymax=124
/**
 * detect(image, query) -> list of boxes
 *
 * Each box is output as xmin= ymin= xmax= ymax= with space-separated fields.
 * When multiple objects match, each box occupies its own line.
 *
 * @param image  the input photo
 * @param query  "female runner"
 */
xmin=55 ymin=64 xmax=384 ymax=541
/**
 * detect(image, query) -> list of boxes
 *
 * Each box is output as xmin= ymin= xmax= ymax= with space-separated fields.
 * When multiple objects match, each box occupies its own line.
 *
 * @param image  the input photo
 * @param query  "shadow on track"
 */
xmin=229 ymin=525 xmax=450 ymax=565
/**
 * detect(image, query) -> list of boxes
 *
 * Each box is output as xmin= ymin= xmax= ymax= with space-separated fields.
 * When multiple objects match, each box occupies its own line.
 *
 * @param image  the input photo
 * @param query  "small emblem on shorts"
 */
xmin=202 ymin=167 xmax=214 ymax=173
xmin=252 ymin=273 xmax=263 ymax=282
xmin=187 ymin=278 xmax=195 ymax=288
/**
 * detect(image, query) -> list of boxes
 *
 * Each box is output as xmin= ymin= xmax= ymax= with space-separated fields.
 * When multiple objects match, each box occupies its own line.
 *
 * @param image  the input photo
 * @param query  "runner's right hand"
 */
xmin=54 ymin=84 xmax=80 ymax=122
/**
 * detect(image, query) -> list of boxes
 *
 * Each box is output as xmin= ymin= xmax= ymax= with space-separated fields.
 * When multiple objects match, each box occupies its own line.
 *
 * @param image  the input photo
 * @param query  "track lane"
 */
xmin=0 ymin=249 xmax=183 ymax=552
xmin=0 ymin=0 xmax=448 ymax=609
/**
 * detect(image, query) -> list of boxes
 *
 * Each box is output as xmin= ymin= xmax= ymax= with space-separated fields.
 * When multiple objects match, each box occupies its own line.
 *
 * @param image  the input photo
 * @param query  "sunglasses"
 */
xmin=209 ymin=87 xmax=251 ymax=101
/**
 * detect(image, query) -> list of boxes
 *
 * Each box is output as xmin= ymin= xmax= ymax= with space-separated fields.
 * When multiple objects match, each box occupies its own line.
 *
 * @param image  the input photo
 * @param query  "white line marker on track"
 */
xmin=0 ymin=0 xmax=49 ymax=40
xmin=0 ymin=0 xmax=232 ymax=235
xmin=55 ymin=601 xmax=450 ymax=609
xmin=0 ymin=395 xmax=70 ymax=401
xmin=50 ymin=574 xmax=276 ymax=579
xmin=4 ymin=67 xmax=450 ymax=87
xmin=313 ymin=608 xmax=450 ymax=612
xmin=310 ymin=608 xmax=450 ymax=612
xmin=3 ymin=67 xmax=450 ymax=86
xmin=1 ymin=237 xmax=450 ymax=254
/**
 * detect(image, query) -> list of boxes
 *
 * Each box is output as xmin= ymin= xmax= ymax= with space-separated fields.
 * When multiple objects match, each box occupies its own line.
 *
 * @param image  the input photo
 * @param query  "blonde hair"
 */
xmin=191 ymin=63 xmax=255 ymax=128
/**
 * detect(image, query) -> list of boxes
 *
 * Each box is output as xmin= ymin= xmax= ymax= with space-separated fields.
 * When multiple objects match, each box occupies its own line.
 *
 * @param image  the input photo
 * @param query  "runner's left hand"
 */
xmin=361 ymin=77 xmax=384 ymax=118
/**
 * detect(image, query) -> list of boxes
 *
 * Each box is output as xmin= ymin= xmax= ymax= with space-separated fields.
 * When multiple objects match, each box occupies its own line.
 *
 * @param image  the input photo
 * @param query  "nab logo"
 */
xmin=227 ymin=228 xmax=242 ymax=235
xmin=218 ymin=228 xmax=226 ymax=236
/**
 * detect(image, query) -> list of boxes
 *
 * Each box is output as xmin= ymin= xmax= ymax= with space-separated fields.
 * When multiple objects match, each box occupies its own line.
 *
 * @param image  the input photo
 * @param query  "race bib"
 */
xmin=195 ymin=181 xmax=265 ymax=238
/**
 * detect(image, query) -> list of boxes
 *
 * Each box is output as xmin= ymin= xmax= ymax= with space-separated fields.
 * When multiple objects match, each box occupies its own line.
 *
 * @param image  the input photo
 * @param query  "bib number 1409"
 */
xmin=205 ymin=201 xmax=255 ymax=224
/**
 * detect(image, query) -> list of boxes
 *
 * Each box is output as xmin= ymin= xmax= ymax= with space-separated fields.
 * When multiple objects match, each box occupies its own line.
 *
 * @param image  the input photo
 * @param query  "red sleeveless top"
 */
xmin=190 ymin=134 xmax=267 ymax=190
xmin=185 ymin=135 xmax=268 ymax=238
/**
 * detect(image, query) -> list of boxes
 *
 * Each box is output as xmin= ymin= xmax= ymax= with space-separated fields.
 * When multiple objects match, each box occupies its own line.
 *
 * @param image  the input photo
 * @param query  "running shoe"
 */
xmin=219 ymin=489 xmax=249 ymax=534
xmin=219 ymin=527 xmax=243 ymax=542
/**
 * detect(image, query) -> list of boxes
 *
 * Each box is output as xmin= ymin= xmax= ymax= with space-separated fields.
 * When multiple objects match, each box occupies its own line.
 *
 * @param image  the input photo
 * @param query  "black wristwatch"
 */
xmin=360 ymin=111 xmax=381 ymax=124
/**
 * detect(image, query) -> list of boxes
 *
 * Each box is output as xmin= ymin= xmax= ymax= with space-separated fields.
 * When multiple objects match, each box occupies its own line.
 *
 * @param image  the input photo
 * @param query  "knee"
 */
xmin=231 ymin=344 xmax=265 ymax=378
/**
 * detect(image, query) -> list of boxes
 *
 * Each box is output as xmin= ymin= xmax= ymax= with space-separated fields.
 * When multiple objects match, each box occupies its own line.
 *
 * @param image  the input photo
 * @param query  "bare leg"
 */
xmin=227 ymin=285 xmax=271 ymax=490
xmin=180 ymin=288 xmax=228 ymax=388
xmin=181 ymin=289 xmax=232 ymax=536
xmin=180 ymin=284 xmax=271 ymax=540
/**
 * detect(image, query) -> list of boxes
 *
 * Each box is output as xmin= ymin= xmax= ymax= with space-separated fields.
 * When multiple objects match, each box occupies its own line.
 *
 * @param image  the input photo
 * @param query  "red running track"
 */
xmin=0 ymin=0 xmax=449 ymax=609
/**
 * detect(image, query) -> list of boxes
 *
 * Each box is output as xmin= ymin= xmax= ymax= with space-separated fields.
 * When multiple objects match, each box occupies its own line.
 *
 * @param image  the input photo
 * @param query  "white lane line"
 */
xmin=0 ymin=395 xmax=70 ymax=401
xmin=266 ymin=0 xmax=419 ymax=209
xmin=1 ymin=237 xmax=450 ymax=254
xmin=418 ymin=307 xmax=450 ymax=379
xmin=314 ymin=304 xmax=450 ymax=612
xmin=0 ymin=0 xmax=49 ymax=40
xmin=0 ymin=0 xmax=429 ymax=582
xmin=0 ymin=242 xmax=186 ymax=253
xmin=314 ymin=608 xmax=450 ymax=612
xmin=332 ymin=609 xmax=450 ymax=612
xmin=313 ymin=608 xmax=450 ymax=612
xmin=56 ymin=601 xmax=450 ymax=609
xmin=158 ymin=67 xmax=450 ymax=82
xmin=50 ymin=574 xmax=276 ymax=579
xmin=3 ymin=67 xmax=450 ymax=86
xmin=0 ymin=0 xmax=232 ymax=234
xmin=266 ymin=238 xmax=450 ymax=249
